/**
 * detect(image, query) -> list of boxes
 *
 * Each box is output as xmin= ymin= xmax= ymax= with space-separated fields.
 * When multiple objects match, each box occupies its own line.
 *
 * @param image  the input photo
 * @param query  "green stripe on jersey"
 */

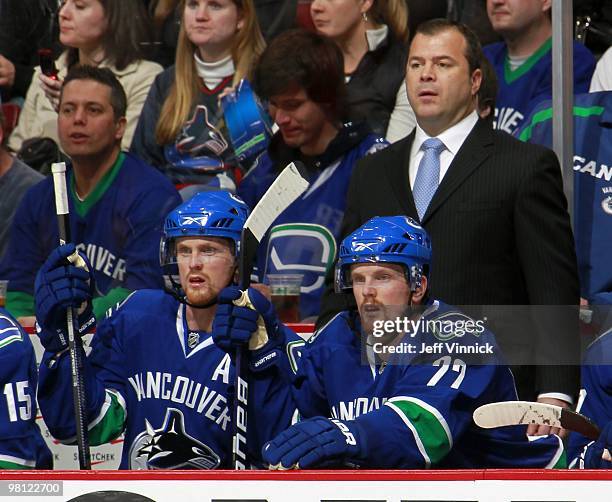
xmin=386 ymin=396 xmax=452 ymax=466
xmin=88 ymin=390 xmax=127 ymax=445
xmin=0 ymin=460 xmax=34 ymax=469
xmin=519 ymin=105 xmax=604 ymax=142
xmin=0 ymin=331 xmax=22 ymax=349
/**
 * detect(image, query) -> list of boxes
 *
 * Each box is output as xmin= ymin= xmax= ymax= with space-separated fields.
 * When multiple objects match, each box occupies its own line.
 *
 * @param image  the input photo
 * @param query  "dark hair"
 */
xmin=477 ymin=56 xmax=498 ymax=119
xmin=414 ymin=18 xmax=484 ymax=76
xmin=253 ymin=29 xmax=346 ymax=120
xmin=65 ymin=0 xmax=153 ymax=71
xmin=61 ymin=65 xmax=127 ymax=119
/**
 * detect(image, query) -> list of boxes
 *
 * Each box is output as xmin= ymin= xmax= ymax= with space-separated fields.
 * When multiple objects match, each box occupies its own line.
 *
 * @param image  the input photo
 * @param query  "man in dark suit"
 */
xmin=318 ymin=19 xmax=580 ymax=435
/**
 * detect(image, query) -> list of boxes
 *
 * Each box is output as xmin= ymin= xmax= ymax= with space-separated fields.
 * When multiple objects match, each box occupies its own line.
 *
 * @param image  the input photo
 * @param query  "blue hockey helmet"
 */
xmin=335 ymin=216 xmax=432 ymax=293
xmin=160 ymin=191 xmax=249 ymax=273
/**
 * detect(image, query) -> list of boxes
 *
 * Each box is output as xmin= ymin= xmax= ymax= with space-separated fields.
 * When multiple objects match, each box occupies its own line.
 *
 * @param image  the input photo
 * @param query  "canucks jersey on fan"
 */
xmin=0 ymin=153 xmax=181 ymax=319
xmin=289 ymin=301 xmax=565 ymax=468
xmin=519 ymin=92 xmax=612 ymax=307
xmin=0 ymin=309 xmax=52 ymax=469
xmin=37 ymin=290 xmax=295 ymax=469
xmin=483 ymin=39 xmax=594 ymax=135
xmin=238 ymin=123 xmax=387 ymax=319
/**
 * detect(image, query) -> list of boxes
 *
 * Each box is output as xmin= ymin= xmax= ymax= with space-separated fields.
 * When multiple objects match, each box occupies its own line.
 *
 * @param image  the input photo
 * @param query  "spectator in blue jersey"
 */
xmin=33 ymin=191 xmax=296 ymax=469
xmin=0 ymin=65 xmax=181 ymax=325
xmin=239 ymin=29 xmax=387 ymax=320
xmin=0 ymin=308 xmax=52 ymax=469
xmin=310 ymin=0 xmax=415 ymax=142
xmin=8 ymin=0 xmax=162 ymax=154
xmin=213 ymin=216 xmax=566 ymax=469
xmin=0 ymin=108 xmax=44 ymax=261
xmin=131 ymin=0 xmax=266 ymax=191
xmin=518 ymin=91 xmax=612 ymax=336
xmin=483 ymin=0 xmax=595 ymax=135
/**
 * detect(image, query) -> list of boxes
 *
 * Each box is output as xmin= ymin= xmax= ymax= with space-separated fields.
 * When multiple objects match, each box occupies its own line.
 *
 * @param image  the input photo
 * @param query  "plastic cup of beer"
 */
xmin=0 ymin=280 xmax=7 ymax=308
xmin=267 ymin=274 xmax=303 ymax=323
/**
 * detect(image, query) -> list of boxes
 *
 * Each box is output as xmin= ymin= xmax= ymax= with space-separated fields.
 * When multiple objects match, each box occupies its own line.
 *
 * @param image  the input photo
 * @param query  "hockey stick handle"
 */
xmin=51 ymin=163 xmax=91 ymax=470
xmin=231 ymin=229 xmax=256 ymax=469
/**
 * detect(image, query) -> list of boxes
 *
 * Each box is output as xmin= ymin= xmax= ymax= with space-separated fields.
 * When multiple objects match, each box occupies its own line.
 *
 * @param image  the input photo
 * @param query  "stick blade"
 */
xmin=243 ymin=161 xmax=309 ymax=242
xmin=474 ymin=401 xmax=563 ymax=429
xmin=473 ymin=401 xmax=601 ymax=440
xmin=238 ymin=161 xmax=309 ymax=288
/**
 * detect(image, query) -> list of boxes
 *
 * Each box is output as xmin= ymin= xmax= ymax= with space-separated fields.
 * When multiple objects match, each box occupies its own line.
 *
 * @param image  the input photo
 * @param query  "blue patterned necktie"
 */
xmin=413 ymin=137 xmax=445 ymax=220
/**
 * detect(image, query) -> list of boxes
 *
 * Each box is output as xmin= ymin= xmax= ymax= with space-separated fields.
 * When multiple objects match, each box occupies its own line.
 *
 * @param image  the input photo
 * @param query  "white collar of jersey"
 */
xmin=176 ymin=303 xmax=214 ymax=358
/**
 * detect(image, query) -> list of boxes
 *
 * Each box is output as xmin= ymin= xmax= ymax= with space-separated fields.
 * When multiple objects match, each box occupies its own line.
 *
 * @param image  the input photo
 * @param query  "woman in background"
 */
xmin=310 ymin=0 xmax=415 ymax=142
xmin=8 ymin=0 xmax=162 ymax=152
xmin=131 ymin=0 xmax=265 ymax=190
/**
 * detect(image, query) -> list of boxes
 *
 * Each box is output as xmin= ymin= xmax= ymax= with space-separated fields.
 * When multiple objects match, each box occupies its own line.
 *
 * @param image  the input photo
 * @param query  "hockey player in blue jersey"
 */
xmin=0 ymin=309 xmax=52 ymax=469
xmin=567 ymin=328 xmax=612 ymax=468
xmin=0 ymin=65 xmax=181 ymax=324
xmin=238 ymin=29 xmax=387 ymax=320
xmin=34 ymin=191 xmax=295 ymax=469
xmin=214 ymin=216 xmax=565 ymax=469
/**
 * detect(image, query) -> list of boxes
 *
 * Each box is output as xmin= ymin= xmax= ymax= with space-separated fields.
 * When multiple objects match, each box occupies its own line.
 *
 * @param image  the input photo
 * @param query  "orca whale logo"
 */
xmin=129 ymin=408 xmax=221 ymax=469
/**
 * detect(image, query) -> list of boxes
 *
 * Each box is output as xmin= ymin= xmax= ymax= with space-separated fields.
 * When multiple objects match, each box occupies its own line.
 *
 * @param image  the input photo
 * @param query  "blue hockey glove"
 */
xmin=35 ymin=244 xmax=95 ymax=353
xmin=212 ymin=285 xmax=280 ymax=350
xmin=262 ymin=417 xmax=365 ymax=469
xmin=584 ymin=421 xmax=612 ymax=469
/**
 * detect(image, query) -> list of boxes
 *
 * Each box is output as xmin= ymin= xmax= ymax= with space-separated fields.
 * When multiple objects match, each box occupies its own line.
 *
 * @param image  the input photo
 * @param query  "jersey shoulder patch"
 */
xmin=0 ymin=313 xmax=24 ymax=350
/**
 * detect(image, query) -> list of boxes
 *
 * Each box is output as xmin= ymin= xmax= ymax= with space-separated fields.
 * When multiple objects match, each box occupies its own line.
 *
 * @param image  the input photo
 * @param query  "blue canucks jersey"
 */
xmin=238 ymin=124 xmax=387 ymax=319
xmin=0 ymin=309 xmax=52 ymax=469
xmin=37 ymin=290 xmax=295 ymax=469
xmin=0 ymin=153 xmax=182 ymax=318
xmin=484 ymin=38 xmax=595 ymax=135
xmin=519 ymin=91 xmax=612 ymax=306
xmin=568 ymin=329 xmax=612 ymax=467
xmin=289 ymin=301 xmax=565 ymax=468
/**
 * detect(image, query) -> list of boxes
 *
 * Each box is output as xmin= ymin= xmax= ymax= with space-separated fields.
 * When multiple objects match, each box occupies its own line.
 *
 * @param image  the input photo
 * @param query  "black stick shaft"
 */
xmin=231 ymin=229 xmax=256 ymax=469
xmin=51 ymin=163 xmax=91 ymax=470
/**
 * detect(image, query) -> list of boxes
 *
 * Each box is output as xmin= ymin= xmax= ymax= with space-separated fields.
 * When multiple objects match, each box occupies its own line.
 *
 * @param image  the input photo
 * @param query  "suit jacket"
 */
xmin=319 ymin=118 xmax=580 ymax=398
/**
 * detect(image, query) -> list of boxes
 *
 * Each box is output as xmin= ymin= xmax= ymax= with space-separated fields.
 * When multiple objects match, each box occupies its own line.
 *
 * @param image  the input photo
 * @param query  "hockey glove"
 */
xmin=584 ymin=421 xmax=612 ymax=469
xmin=262 ymin=417 xmax=365 ymax=469
xmin=213 ymin=285 xmax=281 ymax=349
xmin=35 ymin=243 xmax=95 ymax=353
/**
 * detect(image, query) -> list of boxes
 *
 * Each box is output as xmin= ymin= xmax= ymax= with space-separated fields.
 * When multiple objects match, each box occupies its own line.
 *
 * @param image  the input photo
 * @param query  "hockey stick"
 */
xmin=473 ymin=401 xmax=600 ymax=440
xmin=51 ymin=162 xmax=91 ymax=470
xmin=232 ymin=161 xmax=310 ymax=469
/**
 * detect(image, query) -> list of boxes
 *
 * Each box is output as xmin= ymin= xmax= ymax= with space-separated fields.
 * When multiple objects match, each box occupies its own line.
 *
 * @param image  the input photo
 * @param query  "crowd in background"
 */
xmin=0 ymin=0 xmax=612 ymax=470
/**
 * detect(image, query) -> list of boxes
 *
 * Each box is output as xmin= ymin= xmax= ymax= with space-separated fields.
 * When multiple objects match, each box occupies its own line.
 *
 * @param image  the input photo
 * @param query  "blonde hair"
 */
xmin=155 ymin=0 xmax=265 ymax=144
xmin=370 ymin=0 xmax=409 ymax=43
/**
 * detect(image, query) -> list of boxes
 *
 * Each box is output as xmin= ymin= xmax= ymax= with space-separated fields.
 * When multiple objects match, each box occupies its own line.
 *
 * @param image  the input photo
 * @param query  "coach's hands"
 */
xmin=584 ymin=421 xmax=612 ymax=469
xmin=263 ymin=417 xmax=365 ymax=469
xmin=212 ymin=285 xmax=280 ymax=352
xmin=35 ymin=244 xmax=95 ymax=352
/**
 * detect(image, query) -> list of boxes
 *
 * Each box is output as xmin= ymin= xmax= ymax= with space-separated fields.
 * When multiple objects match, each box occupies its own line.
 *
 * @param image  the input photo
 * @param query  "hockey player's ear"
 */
xmin=411 ymin=276 xmax=428 ymax=305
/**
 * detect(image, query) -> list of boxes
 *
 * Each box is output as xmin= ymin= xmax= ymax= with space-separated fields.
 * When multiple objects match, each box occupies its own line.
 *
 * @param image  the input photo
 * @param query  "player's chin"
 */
xmin=185 ymin=287 xmax=217 ymax=307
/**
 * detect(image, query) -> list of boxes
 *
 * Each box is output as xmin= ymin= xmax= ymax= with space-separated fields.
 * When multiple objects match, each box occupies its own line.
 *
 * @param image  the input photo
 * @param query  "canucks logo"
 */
xmin=129 ymin=408 xmax=221 ymax=469
xmin=265 ymin=223 xmax=337 ymax=294
xmin=602 ymin=195 xmax=612 ymax=216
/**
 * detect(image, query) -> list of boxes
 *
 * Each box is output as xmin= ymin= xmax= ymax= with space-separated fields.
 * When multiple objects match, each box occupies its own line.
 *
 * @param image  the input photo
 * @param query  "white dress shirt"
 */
xmin=409 ymin=111 xmax=479 ymax=189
